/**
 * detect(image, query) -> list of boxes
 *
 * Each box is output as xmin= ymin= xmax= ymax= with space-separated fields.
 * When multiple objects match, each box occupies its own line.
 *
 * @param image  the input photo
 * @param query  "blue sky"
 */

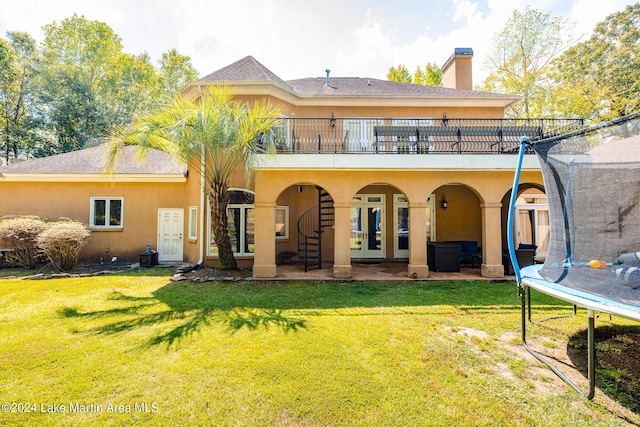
xmin=0 ymin=0 xmax=636 ymax=85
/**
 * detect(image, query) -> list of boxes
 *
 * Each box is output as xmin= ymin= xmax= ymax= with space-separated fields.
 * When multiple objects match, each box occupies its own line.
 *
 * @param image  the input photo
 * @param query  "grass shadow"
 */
xmin=567 ymin=324 xmax=640 ymax=415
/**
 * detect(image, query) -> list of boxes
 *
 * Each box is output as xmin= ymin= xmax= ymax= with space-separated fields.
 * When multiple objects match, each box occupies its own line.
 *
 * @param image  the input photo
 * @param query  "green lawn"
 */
xmin=0 ymin=270 xmax=638 ymax=426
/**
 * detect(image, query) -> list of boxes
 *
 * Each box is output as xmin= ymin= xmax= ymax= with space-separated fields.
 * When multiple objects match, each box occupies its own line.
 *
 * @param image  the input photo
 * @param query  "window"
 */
xmin=393 ymin=194 xmax=409 ymax=258
xmin=208 ymin=190 xmax=290 ymax=256
xmin=90 ymin=197 xmax=123 ymax=229
xmin=275 ymin=206 xmax=289 ymax=240
xmin=208 ymin=190 xmax=255 ymax=256
xmin=188 ymin=206 xmax=198 ymax=240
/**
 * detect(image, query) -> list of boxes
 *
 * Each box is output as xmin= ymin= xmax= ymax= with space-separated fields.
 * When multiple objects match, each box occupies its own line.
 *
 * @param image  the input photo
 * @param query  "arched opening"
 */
xmin=350 ymin=183 xmax=407 ymax=262
xmin=501 ymin=184 xmax=547 ymax=275
xmin=427 ymin=184 xmax=483 ymax=272
xmin=275 ymin=183 xmax=336 ymax=271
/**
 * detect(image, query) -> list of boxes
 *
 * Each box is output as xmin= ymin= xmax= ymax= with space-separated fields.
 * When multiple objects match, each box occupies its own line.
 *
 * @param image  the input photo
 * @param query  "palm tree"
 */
xmin=106 ymin=85 xmax=281 ymax=269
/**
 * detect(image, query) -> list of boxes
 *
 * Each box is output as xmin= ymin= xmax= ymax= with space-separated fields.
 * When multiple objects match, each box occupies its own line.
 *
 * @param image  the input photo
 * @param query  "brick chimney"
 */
xmin=441 ymin=48 xmax=473 ymax=90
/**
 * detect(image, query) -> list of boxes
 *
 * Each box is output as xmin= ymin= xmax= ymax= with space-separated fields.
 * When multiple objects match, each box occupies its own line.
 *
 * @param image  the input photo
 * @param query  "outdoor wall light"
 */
xmin=330 ymin=112 xmax=336 ymax=127
xmin=440 ymin=194 xmax=448 ymax=210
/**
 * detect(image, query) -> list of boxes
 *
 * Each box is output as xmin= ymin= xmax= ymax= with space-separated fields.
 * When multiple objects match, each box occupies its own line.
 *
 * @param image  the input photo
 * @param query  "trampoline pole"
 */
xmin=507 ymin=137 xmax=528 ymax=285
xmin=527 ymin=287 xmax=532 ymax=322
xmin=587 ymin=310 xmax=596 ymax=399
xmin=520 ymin=284 xmax=528 ymax=344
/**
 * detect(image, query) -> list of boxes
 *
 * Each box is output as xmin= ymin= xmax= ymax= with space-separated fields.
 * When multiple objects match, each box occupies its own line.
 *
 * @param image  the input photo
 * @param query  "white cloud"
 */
xmin=0 ymin=0 xmax=638 ymax=86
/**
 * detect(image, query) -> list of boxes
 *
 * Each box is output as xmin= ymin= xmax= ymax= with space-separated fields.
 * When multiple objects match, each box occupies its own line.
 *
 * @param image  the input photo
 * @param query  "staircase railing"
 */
xmin=297 ymin=187 xmax=334 ymax=272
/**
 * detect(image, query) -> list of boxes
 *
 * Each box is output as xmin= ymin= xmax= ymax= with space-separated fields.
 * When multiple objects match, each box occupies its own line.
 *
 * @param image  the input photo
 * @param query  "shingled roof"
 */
xmin=190 ymin=55 xmax=518 ymax=102
xmin=286 ymin=76 xmax=499 ymax=98
xmin=0 ymin=145 xmax=186 ymax=175
xmin=195 ymin=56 xmax=292 ymax=91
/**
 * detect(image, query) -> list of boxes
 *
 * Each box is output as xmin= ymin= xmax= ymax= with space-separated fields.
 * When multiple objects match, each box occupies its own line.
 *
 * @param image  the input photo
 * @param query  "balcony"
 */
xmin=259 ymin=117 xmax=584 ymax=154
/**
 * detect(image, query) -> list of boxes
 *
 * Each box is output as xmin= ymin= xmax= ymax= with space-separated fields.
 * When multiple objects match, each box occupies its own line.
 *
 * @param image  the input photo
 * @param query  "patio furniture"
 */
xmin=428 ymin=242 xmax=461 ymax=272
xmin=503 ymin=245 xmax=537 ymax=275
xmin=445 ymin=240 xmax=482 ymax=268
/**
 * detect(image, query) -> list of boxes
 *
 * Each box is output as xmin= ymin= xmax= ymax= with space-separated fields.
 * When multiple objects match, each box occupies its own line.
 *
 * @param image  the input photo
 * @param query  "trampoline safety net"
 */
xmin=532 ymin=112 xmax=640 ymax=307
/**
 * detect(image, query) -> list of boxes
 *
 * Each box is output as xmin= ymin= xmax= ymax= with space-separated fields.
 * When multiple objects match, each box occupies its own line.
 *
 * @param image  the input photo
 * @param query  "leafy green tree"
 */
xmin=549 ymin=3 xmax=640 ymax=121
xmin=0 ymin=32 xmax=38 ymax=164
xmin=106 ymin=85 xmax=281 ymax=270
xmin=107 ymin=52 xmax=159 ymax=126
xmin=38 ymin=14 xmax=123 ymax=151
xmin=390 ymin=62 xmax=441 ymax=86
xmin=158 ymin=48 xmax=199 ymax=102
xmin=481 ymin=6 xmax=573 ymax=117
xmin=387 ymin=64 xmax=412 ymax=83
xmin=413 ymin=62 xmax=442 ymax=86
xmin=0 ymin=37 xmax=17 ymax=163
xmin=36 ymin=14 xmax=199 ymax=154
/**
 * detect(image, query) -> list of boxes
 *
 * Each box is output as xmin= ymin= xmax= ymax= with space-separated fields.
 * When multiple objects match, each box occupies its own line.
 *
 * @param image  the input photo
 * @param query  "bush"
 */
xmin=35 ymin=220 xmax=91 ymax=271
xmin=0 ymin=216 xmax=48 ymax=268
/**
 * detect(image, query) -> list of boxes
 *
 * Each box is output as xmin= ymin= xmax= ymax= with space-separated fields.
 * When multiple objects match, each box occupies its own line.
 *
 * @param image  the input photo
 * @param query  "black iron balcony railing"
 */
xmin=257 ymin=117 xmax=584 ymax=154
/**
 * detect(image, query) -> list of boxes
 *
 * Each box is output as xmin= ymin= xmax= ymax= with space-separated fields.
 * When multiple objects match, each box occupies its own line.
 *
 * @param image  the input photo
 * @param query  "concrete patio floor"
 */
xmin=274 ymin=261 xmax=515 ymax=281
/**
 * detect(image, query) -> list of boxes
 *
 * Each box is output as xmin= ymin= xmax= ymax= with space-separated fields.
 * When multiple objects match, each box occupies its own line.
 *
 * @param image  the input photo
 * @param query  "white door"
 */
xmin=350 ymin=195 xmax=385 ymax=259
xmin=158 ymin=208 xmax=184 ymax=262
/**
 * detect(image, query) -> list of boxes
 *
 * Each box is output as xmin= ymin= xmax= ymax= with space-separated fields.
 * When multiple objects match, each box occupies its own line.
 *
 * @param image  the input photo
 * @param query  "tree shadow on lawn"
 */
xmin=567 ymin=324 xmax=640 ymax=415
xmin=58 ymin=280 xmax=565 ymax=348
xmin=58 ymin=285 xmax=308 ymax=348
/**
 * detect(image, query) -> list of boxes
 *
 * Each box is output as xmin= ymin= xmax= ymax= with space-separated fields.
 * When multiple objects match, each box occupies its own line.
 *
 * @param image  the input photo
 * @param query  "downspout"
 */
xmin=197 ymin=84 xmax=206 ymax=266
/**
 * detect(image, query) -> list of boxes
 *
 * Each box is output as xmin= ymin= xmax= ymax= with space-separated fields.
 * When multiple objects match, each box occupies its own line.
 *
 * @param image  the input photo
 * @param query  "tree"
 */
xmin=106 ymin=85 xmax=281 ymax=270
xmin=0 ymin=32 xmax=38 ymax=164
xmin=549 ymin=3 xmax=640 ymax=121
xmin=38 ymin=14 xmax=124 ymax=152
xmin=35 ymin=14 xmax=199 ymax=154
xmin=387 ymin=64 xmax=411 ymax=83
xmin=413 ymin=62 xmax=442 ymax=86
xmin=107 ymin=52 xmax=159 ymax=127
xmin=481 ymin=6 xmax=574 ymax=117
xmin=0 ymin=37 xmax=17 ymax=163
xmin=158 ymin=48 xmax=199 ymax=102
xmin=389 ymin=62 xmax=442 ymax=86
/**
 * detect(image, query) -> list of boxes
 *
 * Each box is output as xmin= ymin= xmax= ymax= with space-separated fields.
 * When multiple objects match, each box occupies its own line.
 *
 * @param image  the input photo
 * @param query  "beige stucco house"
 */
xmin=0 ymin=48 xmax=568 ymax=277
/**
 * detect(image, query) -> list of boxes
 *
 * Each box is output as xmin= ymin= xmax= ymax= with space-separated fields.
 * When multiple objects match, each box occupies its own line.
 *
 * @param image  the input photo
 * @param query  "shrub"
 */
xmin=0 ymin=216 xmax=48 ymax=268
xmin=35 ymin=220 xmax=91 ymax=271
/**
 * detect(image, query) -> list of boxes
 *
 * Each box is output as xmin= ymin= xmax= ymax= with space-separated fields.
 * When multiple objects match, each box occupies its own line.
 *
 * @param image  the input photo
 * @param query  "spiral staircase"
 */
xmin=296 ymin=187 xmax=334 ymax=272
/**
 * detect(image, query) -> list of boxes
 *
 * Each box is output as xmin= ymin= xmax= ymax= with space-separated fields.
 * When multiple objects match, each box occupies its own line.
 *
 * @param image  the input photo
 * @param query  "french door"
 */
xmin=350 ymin=195 xmax=385 ymax=259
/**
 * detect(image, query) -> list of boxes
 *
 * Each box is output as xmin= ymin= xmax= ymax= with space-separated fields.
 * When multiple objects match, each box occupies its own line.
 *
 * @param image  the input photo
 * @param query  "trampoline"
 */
xmin=507 ymin=111 xmax=640 ymax=399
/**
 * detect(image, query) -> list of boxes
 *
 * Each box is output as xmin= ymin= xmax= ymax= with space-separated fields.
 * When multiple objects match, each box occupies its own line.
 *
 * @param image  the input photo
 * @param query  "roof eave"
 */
xmin=0 ymin=174 xmax=187 ymax=183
